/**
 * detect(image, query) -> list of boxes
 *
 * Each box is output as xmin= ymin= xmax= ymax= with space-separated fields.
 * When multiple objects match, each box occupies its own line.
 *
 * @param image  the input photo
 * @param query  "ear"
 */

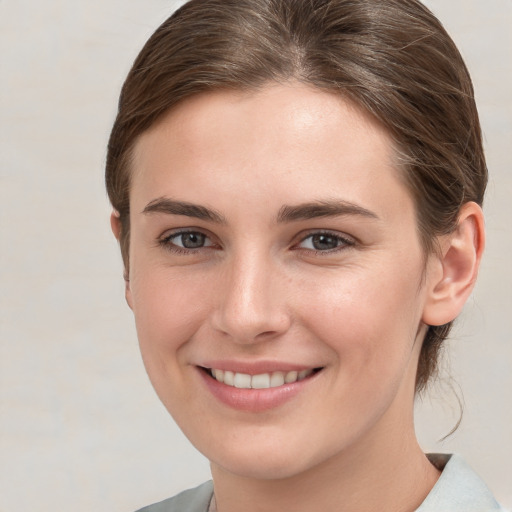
xmin=110 ymin=210 xmax=122 ymax=240
xmin=422 ymin=202 xmax=485 ymax=326
xmin=110 ymin=211 xmax=134 ymax=310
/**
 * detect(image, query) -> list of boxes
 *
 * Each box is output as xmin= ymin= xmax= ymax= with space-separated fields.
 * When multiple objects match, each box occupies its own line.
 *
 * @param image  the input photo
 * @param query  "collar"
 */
xmin=416 ymin=453 xmax=504 ymax=511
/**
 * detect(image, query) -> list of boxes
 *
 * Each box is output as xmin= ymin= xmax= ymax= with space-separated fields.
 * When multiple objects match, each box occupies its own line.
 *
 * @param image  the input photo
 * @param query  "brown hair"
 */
xmin=106 ymin=0 xmax=487 ymax=393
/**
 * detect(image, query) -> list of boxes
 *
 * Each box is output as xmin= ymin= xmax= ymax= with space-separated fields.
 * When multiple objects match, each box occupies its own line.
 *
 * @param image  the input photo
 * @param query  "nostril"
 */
xmin=210 ymin=307 xmax=292 ymax=344
xmin=256 ymin=330 xmax=281 ymax=339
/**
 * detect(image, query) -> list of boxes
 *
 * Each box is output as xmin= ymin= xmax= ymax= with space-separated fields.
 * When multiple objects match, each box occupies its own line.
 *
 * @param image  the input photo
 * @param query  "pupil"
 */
xmin=182 ymin=232 xmax=205 ymax=248
xmin=312 ymin=234 xmax=337 ymax=250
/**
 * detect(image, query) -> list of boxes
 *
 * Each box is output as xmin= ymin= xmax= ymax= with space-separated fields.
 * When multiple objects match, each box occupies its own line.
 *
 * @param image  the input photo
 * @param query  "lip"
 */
xmin=201 ymin=359 xmax=316 ymax=375
xmin=197 ymin=362 xmax=323 ymax=412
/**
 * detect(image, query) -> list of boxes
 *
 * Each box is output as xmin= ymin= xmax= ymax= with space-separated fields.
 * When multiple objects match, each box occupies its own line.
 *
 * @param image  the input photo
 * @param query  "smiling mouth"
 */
xmin=204 ymin=367 xmax=323 ymax=389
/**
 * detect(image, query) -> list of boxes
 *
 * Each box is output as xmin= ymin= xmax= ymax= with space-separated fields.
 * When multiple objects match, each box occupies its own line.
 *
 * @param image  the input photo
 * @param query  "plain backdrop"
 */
xmin=0 ymin=1 xmax=510 ymax=511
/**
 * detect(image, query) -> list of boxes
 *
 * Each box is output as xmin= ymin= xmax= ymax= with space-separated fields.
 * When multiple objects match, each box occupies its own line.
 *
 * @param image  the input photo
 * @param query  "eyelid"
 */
xmin=156 ymin=227 xmax=356 ymax=255
xmin=157 ymin=227 xmax=218 ymax=252
xmin=293 ymin=229 xmax=356 ymax=252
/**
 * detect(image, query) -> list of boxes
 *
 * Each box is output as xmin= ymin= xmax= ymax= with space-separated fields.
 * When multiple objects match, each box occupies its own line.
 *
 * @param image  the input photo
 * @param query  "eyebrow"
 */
xmin=142 ymin=197 xmax=379 ymax=224
xmin=277 ymin=200 xmax=379 ymax=223
xmin=142 ymin=197 xmax=227 ymax=224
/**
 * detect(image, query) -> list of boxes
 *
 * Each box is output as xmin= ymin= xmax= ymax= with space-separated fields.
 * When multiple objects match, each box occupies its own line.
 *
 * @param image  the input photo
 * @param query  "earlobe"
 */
xmin=125 ymin=279 xmax=134 ymax=311
xmin=422 ymin=202 xmax=485 ymax=327
xmin=110 ymin=210 xmax=133 ymax=310
xmin=110 ymin=210 xmax=122 ymax=240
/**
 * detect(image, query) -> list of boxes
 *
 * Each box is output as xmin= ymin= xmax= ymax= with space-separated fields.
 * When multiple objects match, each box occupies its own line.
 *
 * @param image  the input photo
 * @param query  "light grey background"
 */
xmin=0 ymin=1 xmax=510 ymax=511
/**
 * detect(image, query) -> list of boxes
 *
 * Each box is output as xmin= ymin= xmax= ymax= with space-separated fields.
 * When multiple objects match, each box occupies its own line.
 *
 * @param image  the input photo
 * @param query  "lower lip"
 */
xmin=198 ymin=368 xmax=320 ymax=412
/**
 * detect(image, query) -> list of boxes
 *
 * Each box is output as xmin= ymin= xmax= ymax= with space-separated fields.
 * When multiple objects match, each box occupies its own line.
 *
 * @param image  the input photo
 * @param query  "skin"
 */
xmin=112 ymin=83 xmax=484 ymax=512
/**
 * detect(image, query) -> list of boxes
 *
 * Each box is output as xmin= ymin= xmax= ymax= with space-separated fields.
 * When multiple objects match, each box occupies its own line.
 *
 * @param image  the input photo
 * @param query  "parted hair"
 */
xmin=106 ymin=0 xmax=487 ymax=393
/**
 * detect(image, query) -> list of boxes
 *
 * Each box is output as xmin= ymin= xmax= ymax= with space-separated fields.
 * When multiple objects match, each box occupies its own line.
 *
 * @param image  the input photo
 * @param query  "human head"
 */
xmin=106 ymin=0 xmax=487 ymax=393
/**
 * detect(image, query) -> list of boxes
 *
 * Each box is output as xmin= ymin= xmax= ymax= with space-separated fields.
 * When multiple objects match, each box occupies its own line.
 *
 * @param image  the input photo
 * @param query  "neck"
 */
xmin=211 ymin=425 xmax=439 ymax=512
xmin=210 ymin=329 xmax=439 ymax=512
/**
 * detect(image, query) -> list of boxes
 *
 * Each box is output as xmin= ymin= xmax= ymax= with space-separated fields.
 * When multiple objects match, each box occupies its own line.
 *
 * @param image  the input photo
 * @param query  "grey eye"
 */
xmin=298 ymin=232 xmax=353 ymax=252
xmin=176 ymin=232 xmax=208 ymax=249
xmin=312 ymin=234 xmax=339 ymax=250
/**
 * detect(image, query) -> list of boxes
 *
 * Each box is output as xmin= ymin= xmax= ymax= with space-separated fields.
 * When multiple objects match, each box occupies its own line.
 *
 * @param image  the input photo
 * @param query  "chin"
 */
xmin=203 ymin=431 xmax=336 ymax=482
xmin=212 ymin=453 xmax=313 ymax=481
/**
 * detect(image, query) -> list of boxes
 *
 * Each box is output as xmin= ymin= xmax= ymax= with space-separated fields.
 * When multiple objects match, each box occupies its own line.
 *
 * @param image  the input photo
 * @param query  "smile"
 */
xmin=199 ymin=365 xmax=323 ymax=412
xmin=208 ymin=368 xmax=316 ymax=389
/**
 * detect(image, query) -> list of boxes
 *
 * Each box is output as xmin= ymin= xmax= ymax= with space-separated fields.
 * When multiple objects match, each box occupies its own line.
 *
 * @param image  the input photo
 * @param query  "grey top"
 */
xmin=417 ymin=454 xmax=505 ymax=511
xmin=135 ymin=454 xmax=506 ymax=512
xmin=136 ymin=481 xmax=214 ymax=512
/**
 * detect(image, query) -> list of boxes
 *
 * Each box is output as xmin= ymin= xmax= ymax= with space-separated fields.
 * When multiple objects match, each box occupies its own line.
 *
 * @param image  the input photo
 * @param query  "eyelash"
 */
xmin=157 ymin=229 xmax=355 ymax=255
xmin=158 ymin=229 xmax=217 ymax=255
xmin=294 ymin=231 xmax=355 ymax=255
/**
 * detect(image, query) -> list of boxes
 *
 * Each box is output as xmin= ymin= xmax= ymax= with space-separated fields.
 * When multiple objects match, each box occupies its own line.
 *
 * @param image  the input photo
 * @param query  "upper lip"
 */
xmin=198 ymin=360 xmax=322 ymax=375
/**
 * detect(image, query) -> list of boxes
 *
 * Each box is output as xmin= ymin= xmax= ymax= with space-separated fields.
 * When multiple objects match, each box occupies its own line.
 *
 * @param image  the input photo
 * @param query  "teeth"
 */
xmin=270 ymin=372 xmax=284 ymax=387
xmin=284 ymin=370 xmax=298 ymax=383
xmin=223 ymin=371 xmax=234 ymax=386
xmin=212 ymin=369 xmax=224 ymax=381
xmin=234 ymin=372 xmax=252 ymax=389
xmin=298 ymin=369 xmax=310 ymax=380
xmin=209 ymin=368 xmax=314 ymax=389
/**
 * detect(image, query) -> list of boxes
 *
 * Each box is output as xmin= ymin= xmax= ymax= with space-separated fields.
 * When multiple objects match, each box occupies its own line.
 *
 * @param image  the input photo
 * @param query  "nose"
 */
xmin=211 ymin=250 xmax=292 ymax=344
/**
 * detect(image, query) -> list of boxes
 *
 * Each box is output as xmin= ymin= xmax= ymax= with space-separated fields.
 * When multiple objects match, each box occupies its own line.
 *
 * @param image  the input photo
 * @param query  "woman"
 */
xmin=106 ymin=0 xmax=504 ymax=510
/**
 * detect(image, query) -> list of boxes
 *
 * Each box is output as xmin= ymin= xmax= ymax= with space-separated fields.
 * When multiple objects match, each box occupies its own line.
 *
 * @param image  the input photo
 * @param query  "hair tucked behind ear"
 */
xmin=106 ymin=0 xmax=487 ymax=393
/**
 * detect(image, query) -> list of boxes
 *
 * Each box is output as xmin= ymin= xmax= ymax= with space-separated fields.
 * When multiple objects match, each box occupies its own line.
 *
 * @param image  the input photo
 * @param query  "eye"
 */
xmin=297 ymin=232 xmax=354 ymax=252
xmin=159 ymin=230 xmax=215 ymax=252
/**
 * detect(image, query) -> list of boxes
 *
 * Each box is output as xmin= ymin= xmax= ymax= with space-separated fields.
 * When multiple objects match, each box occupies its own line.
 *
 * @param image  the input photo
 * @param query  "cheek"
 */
xmin=296 ymin=260 xmax=424 ymax=377
xmin=294 ymin=266 xmax=424 ymax=442
xmin=128 ymin=266 xmax=216 ymax=413
xmin=129 ymin=265 xmax=212 ymax=359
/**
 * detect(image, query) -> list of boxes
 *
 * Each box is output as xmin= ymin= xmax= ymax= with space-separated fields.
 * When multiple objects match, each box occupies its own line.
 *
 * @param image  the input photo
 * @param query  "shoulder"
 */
xmin=135 ymin=481 xmax=214 ymax=512
xmin=417 ymin=454 xmax=507 ymax=512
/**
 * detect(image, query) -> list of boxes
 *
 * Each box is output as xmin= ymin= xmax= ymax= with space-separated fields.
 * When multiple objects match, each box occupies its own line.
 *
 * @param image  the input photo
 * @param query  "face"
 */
xmin=125 ymin=84 xmax=436 ymax=480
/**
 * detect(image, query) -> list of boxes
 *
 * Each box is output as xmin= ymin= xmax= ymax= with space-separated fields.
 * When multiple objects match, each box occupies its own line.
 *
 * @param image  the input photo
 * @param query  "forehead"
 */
xmin=134 ymin=83 xmax=392 ymax=163
xmin=130 ymin=83 xmax=413 ymax=223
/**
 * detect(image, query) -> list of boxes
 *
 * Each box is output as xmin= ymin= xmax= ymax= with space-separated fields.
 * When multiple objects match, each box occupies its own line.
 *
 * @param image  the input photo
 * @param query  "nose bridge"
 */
xmin=213 ymin=246 xmax=290 ymax=342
